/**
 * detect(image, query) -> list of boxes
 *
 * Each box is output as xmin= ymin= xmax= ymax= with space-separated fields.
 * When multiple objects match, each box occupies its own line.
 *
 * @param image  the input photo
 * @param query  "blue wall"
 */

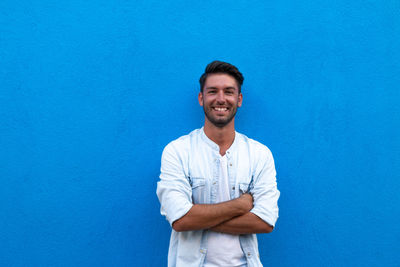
xmin=1 ymin=0 xmax=399 ymax=266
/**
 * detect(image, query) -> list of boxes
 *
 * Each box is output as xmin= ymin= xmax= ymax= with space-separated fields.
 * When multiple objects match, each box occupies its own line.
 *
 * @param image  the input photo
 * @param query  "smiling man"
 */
xmin=157 ymin=61 xmax=280 ymax=267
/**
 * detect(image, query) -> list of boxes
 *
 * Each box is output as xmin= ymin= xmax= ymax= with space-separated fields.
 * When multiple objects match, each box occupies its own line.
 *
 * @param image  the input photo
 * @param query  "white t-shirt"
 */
xmin=204 ymin=155 xmax=247 ymax=267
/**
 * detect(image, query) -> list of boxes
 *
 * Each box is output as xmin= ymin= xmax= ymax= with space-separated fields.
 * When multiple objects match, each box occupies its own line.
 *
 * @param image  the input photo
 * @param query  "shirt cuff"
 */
xmin=250 ymin=208 xmax=278 ymax=228
xmin=167 ymin=202 xmax=193 ymax=226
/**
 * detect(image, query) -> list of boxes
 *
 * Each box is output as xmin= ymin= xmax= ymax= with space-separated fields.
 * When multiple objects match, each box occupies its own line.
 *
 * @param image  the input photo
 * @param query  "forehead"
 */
xmin=204 ymin=73 xmax=238 ymax=89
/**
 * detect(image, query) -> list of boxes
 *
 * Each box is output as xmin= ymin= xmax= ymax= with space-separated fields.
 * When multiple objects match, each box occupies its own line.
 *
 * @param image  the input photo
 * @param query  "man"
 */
xmin=156 ymin=61 xmax=280 ymax=267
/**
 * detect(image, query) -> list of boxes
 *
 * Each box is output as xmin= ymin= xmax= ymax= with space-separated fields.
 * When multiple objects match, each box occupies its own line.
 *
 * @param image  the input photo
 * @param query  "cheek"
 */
xmin=202 ymin=97 xmax=212 ymax=105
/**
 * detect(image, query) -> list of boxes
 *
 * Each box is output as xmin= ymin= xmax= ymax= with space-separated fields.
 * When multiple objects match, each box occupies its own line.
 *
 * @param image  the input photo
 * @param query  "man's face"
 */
xmin=198 ymin=73 xmax=243 ymax=128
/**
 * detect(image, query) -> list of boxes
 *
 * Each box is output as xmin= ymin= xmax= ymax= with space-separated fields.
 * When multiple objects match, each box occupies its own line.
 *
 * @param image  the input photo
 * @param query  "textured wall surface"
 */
xmin=1 ymin=0 xmax=399 ymax=266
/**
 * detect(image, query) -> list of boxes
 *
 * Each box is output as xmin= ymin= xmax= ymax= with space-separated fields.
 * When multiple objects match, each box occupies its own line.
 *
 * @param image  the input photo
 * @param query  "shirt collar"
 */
xmin=200 ymin=127 xmax=238 ymax=156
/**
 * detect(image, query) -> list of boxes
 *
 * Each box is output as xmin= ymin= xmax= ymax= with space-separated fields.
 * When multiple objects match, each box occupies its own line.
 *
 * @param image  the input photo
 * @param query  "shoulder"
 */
xmin=236 ymin=132 xmax=274 ymax=159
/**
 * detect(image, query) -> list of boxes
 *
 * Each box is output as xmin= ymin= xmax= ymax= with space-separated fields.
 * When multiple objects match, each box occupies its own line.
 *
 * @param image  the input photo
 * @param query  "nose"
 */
xmin=216 ymin=90 xmax=225 ymax=104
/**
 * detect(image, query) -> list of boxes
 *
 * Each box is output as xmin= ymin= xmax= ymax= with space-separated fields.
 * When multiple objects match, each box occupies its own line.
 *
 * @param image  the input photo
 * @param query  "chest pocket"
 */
xmin=190 ymin=177 xmax=206 ymax=204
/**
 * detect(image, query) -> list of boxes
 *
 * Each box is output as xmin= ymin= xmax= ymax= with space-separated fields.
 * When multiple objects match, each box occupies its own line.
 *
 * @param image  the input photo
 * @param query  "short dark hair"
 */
xmin=199 ymin=60 xmax=244 ymax=93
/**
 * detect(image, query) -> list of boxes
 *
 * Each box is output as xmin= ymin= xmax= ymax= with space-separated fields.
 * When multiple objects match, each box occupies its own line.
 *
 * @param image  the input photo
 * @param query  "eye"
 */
xmin=225 ymin=90 xmax=234 ymax=95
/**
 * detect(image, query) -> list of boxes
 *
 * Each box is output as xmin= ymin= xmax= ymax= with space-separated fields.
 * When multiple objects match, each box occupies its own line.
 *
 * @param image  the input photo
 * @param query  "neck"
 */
xmin=203 ymin=119 xmax=236 ymax=156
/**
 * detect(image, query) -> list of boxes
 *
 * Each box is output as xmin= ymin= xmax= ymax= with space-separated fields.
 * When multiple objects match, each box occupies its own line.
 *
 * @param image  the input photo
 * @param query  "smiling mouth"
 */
xmin=213 ymin=107 xmax=228 ymax=112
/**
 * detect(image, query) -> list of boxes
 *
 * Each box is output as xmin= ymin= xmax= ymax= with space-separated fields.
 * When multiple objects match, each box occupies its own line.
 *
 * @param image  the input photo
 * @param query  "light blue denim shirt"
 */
xmin=156 ymin=128 xmax=280 ymax=267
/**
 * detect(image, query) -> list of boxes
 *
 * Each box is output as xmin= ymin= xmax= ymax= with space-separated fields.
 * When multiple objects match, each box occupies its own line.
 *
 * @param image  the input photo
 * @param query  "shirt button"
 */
xmin=247 ymin=252 xmax=251 ymax=257
xmin=213 ymin=182 xmax=216 ymax=185
xmin=229 ymin=163 xmax=232 ymax=167
xmin=232 ymin=186 xmax=235 ymax=190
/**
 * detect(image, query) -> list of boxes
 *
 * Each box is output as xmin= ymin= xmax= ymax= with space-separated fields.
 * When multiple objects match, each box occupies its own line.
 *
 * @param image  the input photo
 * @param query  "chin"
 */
xmin=209 ymin=117 xmax=234 ymax=128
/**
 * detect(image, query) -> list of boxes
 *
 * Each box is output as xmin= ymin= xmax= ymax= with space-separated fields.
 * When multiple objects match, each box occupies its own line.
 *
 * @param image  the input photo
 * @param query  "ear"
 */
xmin=237 ymin=93 xmax=243 ymax=107
xmin=198 ymin=92 xmax=204 ymax=106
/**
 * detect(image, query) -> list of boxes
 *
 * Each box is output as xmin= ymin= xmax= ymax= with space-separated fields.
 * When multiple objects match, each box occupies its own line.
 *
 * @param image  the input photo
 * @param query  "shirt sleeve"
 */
xmin=250 ymin=147 xmax=280 ymax=227
xmin=156 ymin=142 xmax=193 ymax=226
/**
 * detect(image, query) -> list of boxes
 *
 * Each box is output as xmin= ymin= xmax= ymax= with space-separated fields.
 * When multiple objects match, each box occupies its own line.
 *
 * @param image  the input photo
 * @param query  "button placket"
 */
xmin=211 ymin=157 xmax=219 ymax=203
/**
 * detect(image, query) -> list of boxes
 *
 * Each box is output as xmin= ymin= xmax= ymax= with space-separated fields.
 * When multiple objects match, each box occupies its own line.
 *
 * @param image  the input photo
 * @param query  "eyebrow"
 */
xmin=205 ymin=86 xmax=237 ymax=90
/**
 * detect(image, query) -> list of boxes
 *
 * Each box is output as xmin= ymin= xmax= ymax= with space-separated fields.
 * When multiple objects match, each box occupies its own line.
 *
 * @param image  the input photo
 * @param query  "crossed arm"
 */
xmin=159 ymin=142 xmax=278 ymax=235
xmin=172 ymin=193 xmax=274 ymax=234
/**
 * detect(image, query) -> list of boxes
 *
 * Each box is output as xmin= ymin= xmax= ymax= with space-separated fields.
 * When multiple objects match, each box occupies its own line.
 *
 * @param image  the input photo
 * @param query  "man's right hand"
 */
xmin=237 ymin=193 xmax=254 ymax=214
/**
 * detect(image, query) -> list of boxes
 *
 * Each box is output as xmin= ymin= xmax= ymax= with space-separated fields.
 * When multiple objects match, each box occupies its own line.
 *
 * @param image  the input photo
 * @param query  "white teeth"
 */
xmin=214 ymin=107 xmax=228 ymax=111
